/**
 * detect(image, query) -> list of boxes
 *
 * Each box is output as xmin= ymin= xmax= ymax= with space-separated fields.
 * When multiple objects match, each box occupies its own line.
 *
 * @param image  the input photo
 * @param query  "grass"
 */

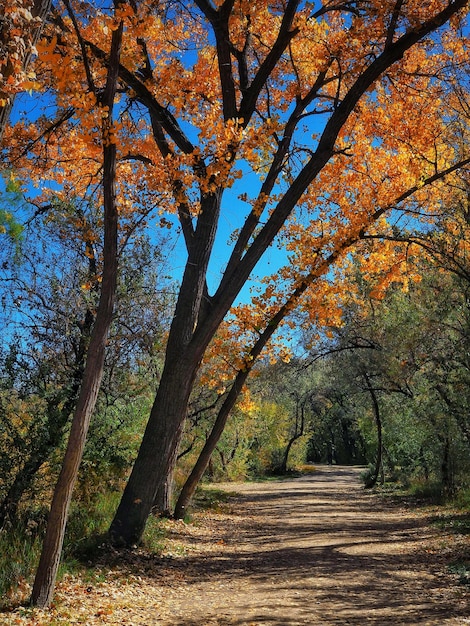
xmin=431 ymin=512 xmax=470 ymax=535
xmin=376 ymin=477 xmax=451 ymax=506
xmin=448 ymin=562 xmax=470 ymax=585
xmin=454 ymin=486 xmax=470 ymax=510
xmin=0 ymin=491 xmax=142 ymax=608
xmin=418 ymin=484 xmax=470 ymax=536
xmin=141 ymin=513 xmax=167 ymax=552
xmin=407 ymin=479 xmax=447 ymax=503
xmin=0 ymin=524 xmax=43 ymax=606
xmin=0 ymin=483 xmax=243 ymax=608
xmin=377 ymin=479 xmax=470 ymax=536
xmin=187 ymin=485 xmax=239 ymax=518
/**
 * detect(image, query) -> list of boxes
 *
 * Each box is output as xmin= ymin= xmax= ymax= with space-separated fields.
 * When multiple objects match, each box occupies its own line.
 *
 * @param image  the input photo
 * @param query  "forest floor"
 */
xmin=2 ymin=465 xmax=470 ymax=625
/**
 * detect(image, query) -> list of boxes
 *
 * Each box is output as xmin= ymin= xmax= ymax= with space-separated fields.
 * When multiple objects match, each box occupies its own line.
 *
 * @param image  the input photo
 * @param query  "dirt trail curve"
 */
xmin=3 ymin=466 xmax=470 ymax=625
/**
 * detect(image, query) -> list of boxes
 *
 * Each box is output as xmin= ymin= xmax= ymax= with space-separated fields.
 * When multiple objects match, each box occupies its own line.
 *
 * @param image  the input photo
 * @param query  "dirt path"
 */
xmin=3 ymin=466 xmax=470 ymax=625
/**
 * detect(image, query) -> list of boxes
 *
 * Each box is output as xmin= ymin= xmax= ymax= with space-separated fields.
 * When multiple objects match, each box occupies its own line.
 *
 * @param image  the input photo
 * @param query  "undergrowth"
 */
xmin=0 ymin=491 xmax=142 ymax=608
xmin=0 ymin=484 xmax=240 ymax=608
xmin=181 ymin=485 xmax=239 ymax=522
xmin=0 ymin=523 xmax=43 ymax=606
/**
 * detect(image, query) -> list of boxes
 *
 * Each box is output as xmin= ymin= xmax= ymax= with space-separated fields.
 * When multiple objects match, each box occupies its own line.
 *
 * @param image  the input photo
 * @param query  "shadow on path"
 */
xmin=103 ymin=466 xmax=470 ymax=625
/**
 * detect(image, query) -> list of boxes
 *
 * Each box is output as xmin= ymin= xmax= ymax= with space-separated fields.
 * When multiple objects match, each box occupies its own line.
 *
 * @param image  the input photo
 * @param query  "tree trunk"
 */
xmin=279 ymin=437 xmax=297 ymax=474
xmin=173 ymin=309 xmax=285 ymax=520
xmin=153 ymin=475 xmax=173 ymax=517
xmin=0 ymin=456 xmax=45 ymax=527
xmin=441 ymin=434 xmax=455 ymax=496
xmin=419 ymin=446 xmax=430 ymax=481
xmin=363 ymin=372 xmax=383 ymax=490
xmin=280 ymin=400 xmax=305 ymax=474
xmin=0 ymin=405 xmax=70 ymax=527
xmin=173 ymin=372 xmax=246 ymax=520
xmin=109 ymin=354 xmax=198 ymax=544
xmin=109 ymin=169 xmax=225 ymax=544
xmin=30 ymin=20 xmax=122 ymax=607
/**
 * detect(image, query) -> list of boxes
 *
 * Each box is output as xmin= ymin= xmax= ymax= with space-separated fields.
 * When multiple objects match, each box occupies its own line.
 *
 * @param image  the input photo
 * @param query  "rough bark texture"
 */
xmin=153 ymin=477 xmax=173 ymax=517
xmin=30 ymin=19 xmax=122 ymax=607
xmin=109 ymin=355 xmax=199 ymax=544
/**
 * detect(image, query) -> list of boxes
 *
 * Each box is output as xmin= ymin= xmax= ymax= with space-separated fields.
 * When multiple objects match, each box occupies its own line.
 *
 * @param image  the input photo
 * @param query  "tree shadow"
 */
xmin=82 ymin=467 xmax=469 ymax=625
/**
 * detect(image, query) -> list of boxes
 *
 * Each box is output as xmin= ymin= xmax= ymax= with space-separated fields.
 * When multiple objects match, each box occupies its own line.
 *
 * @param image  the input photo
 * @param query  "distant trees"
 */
xmin=0 ymin=200 xmax=172 ymax=521
xmin=299 ymin=204 xmax=470 ymax=493
xmin=246 ymin=361 xmax=312 ymax=475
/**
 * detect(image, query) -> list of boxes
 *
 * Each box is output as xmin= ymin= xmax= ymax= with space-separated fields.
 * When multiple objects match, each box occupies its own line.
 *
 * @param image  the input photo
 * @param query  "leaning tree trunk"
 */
xmin=173 ymin=304 xmax=289 ymax=520
xmin=1 ymin=450 xmax=56 ymax=528
xmin=30 ymin=20 xmax=122 ymax=608
xmin=279 ymin=436 xmax=297 ymax=474
xmin=109 ymin=178 xmax=225 ymax=545
xmin=0 ymin=404 xmax=71 ymax=527
xmin=173 ymin=368 xmax=247 ymax=520
xmin=362 ymin=372 xmax=383 ymax=490
xmin=279 ymin=399 xmax=306 ymax=474
xmin=109 ymin=352 xmax=201 ymax=545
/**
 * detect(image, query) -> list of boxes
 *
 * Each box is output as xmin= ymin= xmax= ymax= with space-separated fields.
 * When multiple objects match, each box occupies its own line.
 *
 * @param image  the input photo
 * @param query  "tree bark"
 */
xmin=109 ymin=353 xmax=199 ymax=544
xmin=30 ymin=19 xmax=122 ymax=607
xmin=173 ymin=368 xmax=247 ymax=521
xmin=153 ymin=477 xmax=173 ymax=517
xmin=109 ymin=148 xmax=224 ymax=544
xmin=279 ymin=400 xmax=306 ymax=474
xmin=441 ymin=433 xmax=455 ymax=495
xmin=363 ymin=372 xmax=383 ymax=490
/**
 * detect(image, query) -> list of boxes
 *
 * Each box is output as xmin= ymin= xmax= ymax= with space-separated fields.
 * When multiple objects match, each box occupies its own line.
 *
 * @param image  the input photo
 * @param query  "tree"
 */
xmin=352 ymin=167 xmax=470 ymax=488
xmin=311 ymin=235 xmax=470 ymax=491
xmin=238 ymin=360 xmax=312 ymax=475
xmin=107 ymin=0 xmax=469 ymax=546
xmin=4 ymin=0 xmax=469 ymax=548
xmin=0 ymin=221 xmax=170 ymax=525
xmin=30 ymin=9 xmax=123 ymax=606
